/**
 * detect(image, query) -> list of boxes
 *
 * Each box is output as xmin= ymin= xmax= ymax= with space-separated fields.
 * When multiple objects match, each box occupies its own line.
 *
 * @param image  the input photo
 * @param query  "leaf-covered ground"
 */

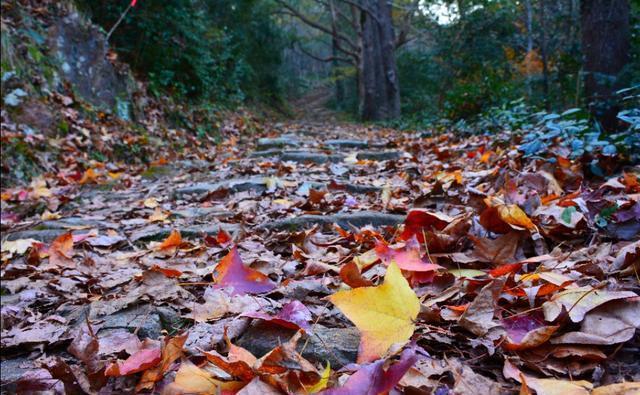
xmin=1 ymin=118 xmax=639 ymax=394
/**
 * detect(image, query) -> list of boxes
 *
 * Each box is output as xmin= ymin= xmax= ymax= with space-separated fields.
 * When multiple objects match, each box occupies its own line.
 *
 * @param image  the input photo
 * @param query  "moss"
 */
xmin=141 ymin=166 xmax=172 ymax=179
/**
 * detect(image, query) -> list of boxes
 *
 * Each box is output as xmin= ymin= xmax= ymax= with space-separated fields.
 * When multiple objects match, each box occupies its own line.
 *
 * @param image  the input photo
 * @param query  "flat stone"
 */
xmin=129 ymin=223 xmax=241 ymax=242
xmin=299 ymin=181 xmax=381 ymax=195
xmin=92 ymin=305 xmax=164 ymax=339
xmin=236 ymin=322 xmax=359 ymax=368
xmin=357 ymin=151 xmax=402 ymax=161
xmin=40 ymin=216 xmax=117 ymax=230
xmin=0 ymin=356 xmax=37 ymax=392
xmin=257 ymin=137 xmax=300 ymax=150
xmin=258 ymin=211 xmax=405 ymax=231
xmin=172 ymin=208 xmax=233 ymax=219
xmin=324 ymin=139 xmax=370 ymax=148
xmin=281 ymin=152 xmax=344 ymax=164
xmin=5 ymin=229 xmax=73 ymax=242
xmin=174 ymin=177 xmax=267 ymax=199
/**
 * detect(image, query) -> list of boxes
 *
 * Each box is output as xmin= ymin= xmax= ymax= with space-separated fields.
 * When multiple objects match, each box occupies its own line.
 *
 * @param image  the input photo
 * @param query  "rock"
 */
xmin=93 ymin=305 xmax=164 ymax=340
xmin=257 ymin=137 xmax=300 ymax=149
xmin=324 ymin=139 xmax=370 ymax=149
xmin=0 ymin=356 xmax=37 ymax=392
xmin=297 ymin=181 xmax=381 ymax=195
xmin=4 ymin=88 xmax=28 ymax=107
xmin=129 ymin=223 xmax=241 ymax=242
xmin=281 ymin=152 xmax=344 ymax=164
xmin=357 ymin=151 xmax=402 ymax=161
xmin=172 ymin=207 xmax=233 ymax=219
xmin=258 ymin=211 xmax=405 ymax=231
xmin=5 ymin=229 xmax=71 ymax=242
xmin=236 ymin=322 xmax=360 ymax=369
xmin=48 ymin=13 xmax=131 ymax=113
xmin=40 ymin=216 xmax=116 ymax=230
xmin=174 ymin=177 xmax=267 ymax=199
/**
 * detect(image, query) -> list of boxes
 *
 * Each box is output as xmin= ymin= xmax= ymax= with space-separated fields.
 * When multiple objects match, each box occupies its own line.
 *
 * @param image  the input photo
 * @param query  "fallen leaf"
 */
xmin=137 ymin=334 xmax=188 ymax=392
xmin=400 ymin=209 xmax=453 ymax=242
xmin=105 ymin=347 xmax=161 ymax=376
xmin=242 ymin=300 xmax=313 ymax=333
xmin=1 ymin=238 xmax=40 ymax=256
xmin=542 ymin=286 xmax=637 ymax=322
xmin=306 ymin=362 xmax=330 ymax=393
xmin=329 ymin=262 xmax=420 ymax=362
xmin=321 ymin=345 xmax=420 ymax=394
xmin=375 ymin=236 xmax=443 ymax=272
xmin=504 ymin=359 xmax=592 ymax=395
xmin=164 ymin=360 xmax=242 ymax=394
xmin=212 ymin=246 xmax=276 ymax=295
xmin=156 ymin=229 xmax=182 ymax=252
xmin=458 ymin=279 xmax=505 ymax=336
xmin=502 ymin=314 xmax=559 ymax=351
xmin=48 ymin=233 xmax=74 ymax=267
xmin=551 ymin=297 xmax=640 ymax=345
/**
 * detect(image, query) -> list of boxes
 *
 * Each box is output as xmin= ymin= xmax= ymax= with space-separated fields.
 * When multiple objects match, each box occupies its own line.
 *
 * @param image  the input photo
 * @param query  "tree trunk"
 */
xmin=581 ymin=0 xmax=630 ymax=131
xmin=539 ymin=0 xmax=550 ymax=110
xmin=358 ymin=0 xmax=400 ymax=121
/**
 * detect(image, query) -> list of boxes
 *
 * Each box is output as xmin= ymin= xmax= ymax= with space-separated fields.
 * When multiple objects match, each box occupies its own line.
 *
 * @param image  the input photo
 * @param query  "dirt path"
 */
xmin=1 ymin=121 xmax=639 ymax=393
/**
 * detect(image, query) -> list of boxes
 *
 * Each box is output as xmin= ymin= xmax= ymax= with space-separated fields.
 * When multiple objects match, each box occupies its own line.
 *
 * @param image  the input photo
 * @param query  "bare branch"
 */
xmin=297 ymin=44 xmax=354 ymax=64
xmin=276 ymin=0 xmax=358 ymax=51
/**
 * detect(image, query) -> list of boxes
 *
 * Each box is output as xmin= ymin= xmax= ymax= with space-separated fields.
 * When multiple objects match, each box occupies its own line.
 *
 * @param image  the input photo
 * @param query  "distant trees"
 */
xmin=278 ymin=0 xmax=417 ymax=121
xmin=581 ymin=0 xmax=631 ymax=131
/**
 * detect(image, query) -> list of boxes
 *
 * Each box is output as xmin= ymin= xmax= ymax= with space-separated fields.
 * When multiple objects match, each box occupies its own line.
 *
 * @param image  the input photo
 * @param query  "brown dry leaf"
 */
xmin=136 ymin=334 xmax=188 ymax=392
xmin=591 ymin=382 xmax=640 ymax=395
xmin=542 ymin=286 xmax=637 ymax=322
xmin=148 ymin=207 xmax=170 ymax=223
xmin=48 ymin=232 xmax=75 ymax=267
xmin=163 ymin=360 xmax=243 ymax=395
xmin=470 ymin=232 xmax=521 ymax=265
xmin=551 ymin=297 xmax=640 ymax=345
xmin=458 ymin=279 xmax=505 ymax=336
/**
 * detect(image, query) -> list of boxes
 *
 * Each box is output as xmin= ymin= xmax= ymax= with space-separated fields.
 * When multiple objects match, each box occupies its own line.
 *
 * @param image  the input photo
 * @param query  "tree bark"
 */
xmin=581 ymin=0 xmax=630 ymax=131
xmin=539 ymin=0 xmax=550 ymax=110
xmin=359 ymin=0 xmax=401 ymax=121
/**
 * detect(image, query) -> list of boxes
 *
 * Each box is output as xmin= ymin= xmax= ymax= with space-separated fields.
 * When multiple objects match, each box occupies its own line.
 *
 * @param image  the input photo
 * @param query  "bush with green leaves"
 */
xmin=78 ymin=0 xmax=284 ymax=104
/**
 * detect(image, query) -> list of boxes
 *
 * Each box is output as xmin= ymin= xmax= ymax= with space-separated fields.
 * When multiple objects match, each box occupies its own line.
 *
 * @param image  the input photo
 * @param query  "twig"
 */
xmin=106 ymin=3 xmax=133 ymax=41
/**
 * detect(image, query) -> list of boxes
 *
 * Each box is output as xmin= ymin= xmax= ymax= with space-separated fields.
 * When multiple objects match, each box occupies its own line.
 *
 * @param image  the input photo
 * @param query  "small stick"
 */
xmin=106 ymin=3 xmax=133 ymax=41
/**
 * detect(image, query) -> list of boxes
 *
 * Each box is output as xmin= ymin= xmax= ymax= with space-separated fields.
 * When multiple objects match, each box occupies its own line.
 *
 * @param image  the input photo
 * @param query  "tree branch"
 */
xmin=297 ymin=44 xmax=354 ymax=64
xmin=276 ymin=0 xmax=358 ymax=51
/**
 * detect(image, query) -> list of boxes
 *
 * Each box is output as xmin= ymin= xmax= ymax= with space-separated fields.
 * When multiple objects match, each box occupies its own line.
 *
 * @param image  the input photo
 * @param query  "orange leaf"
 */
xmin=157 ymin=230 xmax=182 ymax=251
xmin=49 ymin=233 xmax=74 ymax=267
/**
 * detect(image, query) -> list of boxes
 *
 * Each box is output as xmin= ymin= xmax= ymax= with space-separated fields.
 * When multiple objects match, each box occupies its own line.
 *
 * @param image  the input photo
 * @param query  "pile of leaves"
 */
xmin=2 ymin=115 xmax=639 ymax=394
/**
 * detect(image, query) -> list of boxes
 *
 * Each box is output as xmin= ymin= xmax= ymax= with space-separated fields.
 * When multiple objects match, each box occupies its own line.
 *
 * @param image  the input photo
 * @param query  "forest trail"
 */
xmin=2 ymin=120 xmax=639 ymax=392
xmin=290 ymin=86 xmax=340 ymax=121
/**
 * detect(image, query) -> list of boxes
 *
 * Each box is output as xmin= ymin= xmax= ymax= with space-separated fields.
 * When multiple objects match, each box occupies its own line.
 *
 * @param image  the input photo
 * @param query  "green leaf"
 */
xmin=561 ymin=206 xmax=577 ymax=225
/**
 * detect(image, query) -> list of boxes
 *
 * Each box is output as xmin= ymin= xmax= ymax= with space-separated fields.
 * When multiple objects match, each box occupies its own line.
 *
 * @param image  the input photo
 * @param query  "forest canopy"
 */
xmin=78 ymin=0 xmax=639 ymax=128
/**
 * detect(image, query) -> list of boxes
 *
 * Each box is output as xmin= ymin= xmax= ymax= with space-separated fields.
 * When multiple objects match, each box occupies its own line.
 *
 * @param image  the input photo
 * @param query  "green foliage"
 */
xmin=79 ymin=0 xmax=284 ymax=104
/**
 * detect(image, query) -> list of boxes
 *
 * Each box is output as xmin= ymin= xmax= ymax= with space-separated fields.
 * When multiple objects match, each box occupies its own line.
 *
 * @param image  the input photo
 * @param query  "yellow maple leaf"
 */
xmin=170 ymin=361 xmax=243 ymax=394
xmin=329 ymin=262 xmax=420 ymax=363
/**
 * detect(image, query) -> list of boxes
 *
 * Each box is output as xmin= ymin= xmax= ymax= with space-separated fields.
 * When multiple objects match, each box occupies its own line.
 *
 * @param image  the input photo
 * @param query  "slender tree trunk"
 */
xmin=524 ymin=0 xmax=534 ymax=98
xmin=359 ymin=0 xmax=401 ymax=121
xmin=538 ymin=0 xmax=550 ymax=110
xmin=581 ymin=0 xmax=630 ymax=131
xmin=329 ymin=0 xmax=345 ymax=108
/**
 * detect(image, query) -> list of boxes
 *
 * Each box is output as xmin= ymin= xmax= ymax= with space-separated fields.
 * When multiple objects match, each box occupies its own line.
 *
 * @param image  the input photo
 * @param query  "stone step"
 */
xmin=129 ymin=223 xmax=241 ymax=243
xmin=174 ymin=178 xmax=382 ymax=201
xmin=237 ymin=322 xmax=359 ymax=369
xmin=250 ymin=150 xmax=403 ymax=163
xmin=4 ymin=217 xmax=119 ymax=242
xmin=256 ymin=136 xmax=300 ymax=150
xmin=324 ymin=139 xmax=387 ymax=149
xmin=174 ymin=177 xmax=267 ymax=199
xmin=257 ymin=211 xmax=405 ymax=231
